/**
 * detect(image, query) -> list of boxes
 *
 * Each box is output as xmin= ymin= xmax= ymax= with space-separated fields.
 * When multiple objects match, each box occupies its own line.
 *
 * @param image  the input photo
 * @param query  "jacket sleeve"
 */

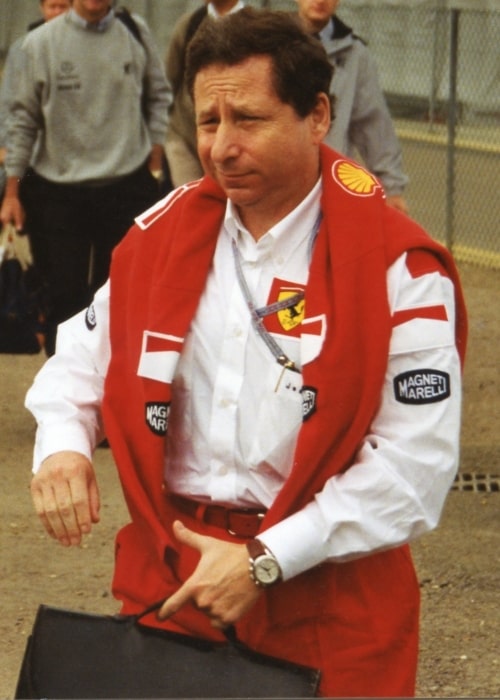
xmin=260 ymin=250 xmax=462 ymax=580
xmin=4 ymin=34 xmax=38 ymax=178
xmin=25 ymin=282 xmax=111 ymax=472
xmin=347 ymin=42 xmax=408 ymax=197
xmin=0 ymin=37 xmax=25 ymax=148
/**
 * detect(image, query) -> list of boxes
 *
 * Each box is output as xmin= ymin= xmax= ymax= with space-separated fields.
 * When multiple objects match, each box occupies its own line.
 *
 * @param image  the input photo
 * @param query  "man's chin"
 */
xmin=216 ymin=176 xmax=254 ymax=202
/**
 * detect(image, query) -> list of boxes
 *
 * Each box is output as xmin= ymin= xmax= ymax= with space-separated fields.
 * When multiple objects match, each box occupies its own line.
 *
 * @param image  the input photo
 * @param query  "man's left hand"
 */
xmin=158 ymin=520 xmax=261 ymax=629
xmin=148 ymin=143 xmax=165 ymax=177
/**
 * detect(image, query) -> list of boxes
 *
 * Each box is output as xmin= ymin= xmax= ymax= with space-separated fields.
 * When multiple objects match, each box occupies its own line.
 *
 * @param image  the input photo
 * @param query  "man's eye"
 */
xmin=198 ymin=118 xmax=218 ymax=127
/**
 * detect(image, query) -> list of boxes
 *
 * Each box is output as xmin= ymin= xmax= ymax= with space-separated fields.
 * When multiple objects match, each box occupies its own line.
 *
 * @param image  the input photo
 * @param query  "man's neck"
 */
xmin=300 ymin=14 xmax=330 ymax=35
xmin=72 ymin=5 xmax=111 ymax=24
xmin=236 ymin=171 xmax=322 ymax=241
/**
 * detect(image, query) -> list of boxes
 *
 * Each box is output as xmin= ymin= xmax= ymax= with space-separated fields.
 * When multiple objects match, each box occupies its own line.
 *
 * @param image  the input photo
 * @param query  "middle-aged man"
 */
xmin=25 ymin=9 xmax=467 ymax=697
xmin=0 ymin=0 xmax=171 ymax=355
xmin=295 ymin=0 xmax=409 ymax=213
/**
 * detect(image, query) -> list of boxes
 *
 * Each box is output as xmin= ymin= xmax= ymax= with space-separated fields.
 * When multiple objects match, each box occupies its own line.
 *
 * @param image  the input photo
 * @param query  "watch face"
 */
xmin=255 ymin=555 xmax=280 ymax=585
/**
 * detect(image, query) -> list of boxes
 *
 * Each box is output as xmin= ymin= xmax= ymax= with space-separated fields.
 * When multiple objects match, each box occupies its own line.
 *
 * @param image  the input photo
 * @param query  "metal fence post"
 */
xmin=446 ymin=9 xmax=460 ymax=251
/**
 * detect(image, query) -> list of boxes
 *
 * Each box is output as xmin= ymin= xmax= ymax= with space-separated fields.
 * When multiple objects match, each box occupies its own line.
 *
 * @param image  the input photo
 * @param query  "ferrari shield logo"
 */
xmin=263 ymin=279 xmax=306 ymax=338
xmin=277 ymin=289 xmax=305 ymax=332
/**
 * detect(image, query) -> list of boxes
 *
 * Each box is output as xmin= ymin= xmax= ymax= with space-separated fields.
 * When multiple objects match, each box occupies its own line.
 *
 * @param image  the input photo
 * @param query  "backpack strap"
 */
xmin=185 ymin=5 xmax=209 ymax=45
xmin=115 ymin=6 xmax=145 ymax=48
xmin=178 ymin=6 xmax=209 ymax=85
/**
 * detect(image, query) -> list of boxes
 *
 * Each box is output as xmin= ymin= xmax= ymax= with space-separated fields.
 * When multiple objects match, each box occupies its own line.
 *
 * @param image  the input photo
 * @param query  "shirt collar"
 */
xmin=207 ymin=1 xmax=245 ymax=19
xmin=224 ymin=178 xmax=322 ymax=261
xmin=318 ymin=18 xmax=334 ymax=43
xmin=68 ymin=6 xmax=114 ymax=31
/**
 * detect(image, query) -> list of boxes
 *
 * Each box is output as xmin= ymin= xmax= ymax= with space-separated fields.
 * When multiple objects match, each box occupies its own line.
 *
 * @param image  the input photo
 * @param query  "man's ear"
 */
xmin=310 ymin=92 xmax=331 ymax=144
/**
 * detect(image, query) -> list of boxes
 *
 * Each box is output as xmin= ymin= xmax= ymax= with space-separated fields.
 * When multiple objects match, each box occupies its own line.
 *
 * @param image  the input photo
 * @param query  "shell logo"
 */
xmin=331 ymin=160 xmax=381 ymax=197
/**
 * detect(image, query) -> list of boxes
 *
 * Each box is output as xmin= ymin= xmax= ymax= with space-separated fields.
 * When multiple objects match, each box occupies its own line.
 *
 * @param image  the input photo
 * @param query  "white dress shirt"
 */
xmin=26 ymin=180 xmax=461 ymax=582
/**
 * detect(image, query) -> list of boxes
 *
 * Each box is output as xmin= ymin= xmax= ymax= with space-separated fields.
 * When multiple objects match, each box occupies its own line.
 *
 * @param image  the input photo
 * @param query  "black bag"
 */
xmin=0 ymin=224 xmax=45 ymax=354
xmin=15 ymin=603 xmax=320 ymax=698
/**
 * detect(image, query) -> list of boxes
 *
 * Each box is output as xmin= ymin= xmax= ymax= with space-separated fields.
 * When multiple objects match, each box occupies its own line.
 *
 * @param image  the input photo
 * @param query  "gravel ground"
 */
xmin=0 ymin=261 xmax=498 ymax=698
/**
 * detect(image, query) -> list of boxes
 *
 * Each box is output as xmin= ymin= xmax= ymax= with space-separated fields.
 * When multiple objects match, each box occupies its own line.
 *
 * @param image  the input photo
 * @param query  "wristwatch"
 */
xmin=246 ymin=539 xmax=282 ymax=588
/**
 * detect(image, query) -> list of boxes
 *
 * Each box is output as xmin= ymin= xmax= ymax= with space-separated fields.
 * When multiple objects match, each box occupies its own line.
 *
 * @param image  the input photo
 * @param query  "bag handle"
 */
xmin=133 ymin=600 xmax=242 ymax=646
xmin=133 ymin=599 xmax=164 ymax=621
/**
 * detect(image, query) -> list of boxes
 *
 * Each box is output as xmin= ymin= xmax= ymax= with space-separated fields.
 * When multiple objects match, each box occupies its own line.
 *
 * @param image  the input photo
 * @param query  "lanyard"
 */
xmin=231 ymin=214 xmax=322 ymax=379
xmin=232 ymin=237 xmax=303 ymax=371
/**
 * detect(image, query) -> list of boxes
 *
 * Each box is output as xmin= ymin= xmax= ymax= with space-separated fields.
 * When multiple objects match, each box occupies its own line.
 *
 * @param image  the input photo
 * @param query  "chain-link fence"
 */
xmin=333 ymin=3 xmax=500 ymax=269
xmin=1 ymin=0 xmax=498 ymax=267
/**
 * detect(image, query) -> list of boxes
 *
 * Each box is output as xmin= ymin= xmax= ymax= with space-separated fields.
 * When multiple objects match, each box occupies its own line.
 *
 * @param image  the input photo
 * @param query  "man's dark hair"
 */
xmin=185 ymin=7 xmax=334 ymax=119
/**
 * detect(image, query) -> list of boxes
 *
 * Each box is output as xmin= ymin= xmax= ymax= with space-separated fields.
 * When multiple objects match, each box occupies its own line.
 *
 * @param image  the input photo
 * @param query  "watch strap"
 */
xmin=246 ymin=538 xmax=267 ymax=561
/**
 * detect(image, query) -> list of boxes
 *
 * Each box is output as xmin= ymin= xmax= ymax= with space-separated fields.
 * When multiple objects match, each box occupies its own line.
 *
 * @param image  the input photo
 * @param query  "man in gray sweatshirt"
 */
xmin=0 ymin=0 xmax=71 ymax=196
xmin=0 ymin=0 xmax=171 ymax=355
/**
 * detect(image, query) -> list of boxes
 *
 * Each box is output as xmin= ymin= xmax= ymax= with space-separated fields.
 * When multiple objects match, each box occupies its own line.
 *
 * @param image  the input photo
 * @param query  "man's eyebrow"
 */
xmin=196 ymin=107 xmax=217 ymax=122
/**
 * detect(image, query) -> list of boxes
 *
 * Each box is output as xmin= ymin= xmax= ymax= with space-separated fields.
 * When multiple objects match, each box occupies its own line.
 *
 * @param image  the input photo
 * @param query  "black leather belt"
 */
xmin=168 ymin=494 xmax=266 ymax=538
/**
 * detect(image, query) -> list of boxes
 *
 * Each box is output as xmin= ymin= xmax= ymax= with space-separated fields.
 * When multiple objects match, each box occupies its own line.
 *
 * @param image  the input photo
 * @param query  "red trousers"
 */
xmin=112 ymin=502 xmax=420 ymax=697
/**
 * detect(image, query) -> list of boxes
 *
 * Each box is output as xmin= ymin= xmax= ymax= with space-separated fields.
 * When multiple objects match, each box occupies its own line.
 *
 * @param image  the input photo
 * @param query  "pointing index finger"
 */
xmin=157 ymin=581 xmax=194 ymax=621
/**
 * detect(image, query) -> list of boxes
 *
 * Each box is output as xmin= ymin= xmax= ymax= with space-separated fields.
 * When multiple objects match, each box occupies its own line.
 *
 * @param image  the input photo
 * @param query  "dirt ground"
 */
xmin=0 ymin=261 xmax=498 ymax=699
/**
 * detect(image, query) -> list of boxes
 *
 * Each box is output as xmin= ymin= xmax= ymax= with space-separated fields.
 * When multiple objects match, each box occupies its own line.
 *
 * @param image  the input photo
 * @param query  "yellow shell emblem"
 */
xmin=332 ymin=160 xmax=380 ymax=196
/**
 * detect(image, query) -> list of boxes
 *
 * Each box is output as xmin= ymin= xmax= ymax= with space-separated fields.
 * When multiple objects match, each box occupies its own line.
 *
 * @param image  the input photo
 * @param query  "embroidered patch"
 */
xmin=263 ymin=278 xmax=306 ymax=338
xmin=394 ymin=369 xmax=450 ymax=404
xmin=137 ymin=331 xmax=183 ymax=383
xmin=301 ymin=386 xmax=317 ymax=421
xmin=277 ymin=289 xmax=305 ymax=332
xmin=85 ymin=304 xmax=96 ymax=330
xmin=145 ymin=402 xmax=170 ymax=436
xmin=331 ymin=160 xmax=381 ymax=197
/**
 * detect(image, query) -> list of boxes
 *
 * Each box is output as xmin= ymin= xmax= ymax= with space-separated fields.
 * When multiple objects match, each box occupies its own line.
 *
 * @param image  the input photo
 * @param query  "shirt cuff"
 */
xmin=33 ymin=423 xmax=95 ymax=473
xmin=258 ymin=502 xmax=331 ymax=581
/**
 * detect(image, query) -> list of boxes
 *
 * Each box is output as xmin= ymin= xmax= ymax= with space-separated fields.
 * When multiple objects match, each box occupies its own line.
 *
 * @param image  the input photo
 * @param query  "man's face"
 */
xmin=41 ymin=0 xmax=70 ymax=21
xmin=296 ymin=0 xmax=339 ymax=28
xmin=71 ymin=0 xmax=111 ymax=22
xmin=194 ymin=55 xmax=329 ymax=233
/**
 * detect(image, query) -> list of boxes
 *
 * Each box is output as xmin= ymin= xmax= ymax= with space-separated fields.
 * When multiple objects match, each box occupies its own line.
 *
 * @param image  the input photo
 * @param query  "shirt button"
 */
xmin=218 ymin=465 xmax=229 ymax=476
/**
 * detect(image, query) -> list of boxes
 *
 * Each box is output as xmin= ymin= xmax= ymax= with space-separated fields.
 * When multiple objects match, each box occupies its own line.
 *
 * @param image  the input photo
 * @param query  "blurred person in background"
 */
xmin=0 ymin=0 xmax=171 ymax=355
xmin=0 ymin=0 xmax=71 ymax=197
xmin=164 ymin=0 xmax=245 ymax=187
xmin=295 ymin=0 xmax=409 ymax=213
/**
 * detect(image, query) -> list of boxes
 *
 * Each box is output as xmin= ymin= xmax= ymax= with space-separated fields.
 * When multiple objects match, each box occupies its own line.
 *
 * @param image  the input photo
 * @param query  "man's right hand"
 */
xmin=30 ymin=451 xmax=100 ymax=547
xmin=0 ymin=176 xmax=26 ymax=230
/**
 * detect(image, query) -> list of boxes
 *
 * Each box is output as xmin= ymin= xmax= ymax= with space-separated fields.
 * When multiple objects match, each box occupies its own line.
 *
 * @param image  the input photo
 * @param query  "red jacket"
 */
xmin=102 ymin=146 xmax=467 ymax=696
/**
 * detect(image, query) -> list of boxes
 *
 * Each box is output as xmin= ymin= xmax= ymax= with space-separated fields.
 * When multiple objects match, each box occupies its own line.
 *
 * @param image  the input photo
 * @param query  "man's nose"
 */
xmin=210 ymin=121 xmax=240 ymax=163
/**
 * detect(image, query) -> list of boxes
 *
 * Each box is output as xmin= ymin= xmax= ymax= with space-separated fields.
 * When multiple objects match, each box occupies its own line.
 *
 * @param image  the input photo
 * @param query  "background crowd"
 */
xmin=0 ymin=0 xmax=408 ymax=355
